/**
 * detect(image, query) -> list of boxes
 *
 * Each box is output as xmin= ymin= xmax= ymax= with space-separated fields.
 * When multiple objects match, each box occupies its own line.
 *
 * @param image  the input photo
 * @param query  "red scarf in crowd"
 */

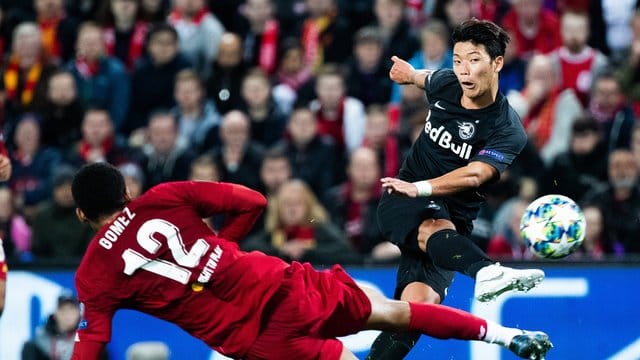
xmin=168 ymin=7 xmax=209 ymax=25
xmin=277 ymin=66 xmax=312 ymax=90
xmin=315 ymin=98 xmax=346 ymax=149
xmin=363 ymin=136 xmax=400 ymax=179
xmin=259 ymin=19 xmax=279 ymax=74
xmin=39 ymin=15 xmax=62 ymax=60
xmin=301 ymin=14 xmax=333 ymax=72
xmin=3 ymin=56 xmax=43 ymax=106
xmin=523 ymin=87 xmax=562 ymax=150
xmin=104 ymin=21 xmax=148 ymax=70
xmin=74 ymin=56 xmax=100 ymax=78
xmin=79 ymin=137 xmax=114 ymax=162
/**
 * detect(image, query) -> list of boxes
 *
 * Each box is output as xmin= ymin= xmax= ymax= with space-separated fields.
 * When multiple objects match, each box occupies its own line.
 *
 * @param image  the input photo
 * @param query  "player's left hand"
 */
xmin=380 ymin=177 xmax=418 ymax=197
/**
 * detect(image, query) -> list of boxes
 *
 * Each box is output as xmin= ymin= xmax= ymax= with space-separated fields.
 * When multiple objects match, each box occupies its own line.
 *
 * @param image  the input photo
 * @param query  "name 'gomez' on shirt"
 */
xmin=399 ymin=69 xmax=527 ymax=205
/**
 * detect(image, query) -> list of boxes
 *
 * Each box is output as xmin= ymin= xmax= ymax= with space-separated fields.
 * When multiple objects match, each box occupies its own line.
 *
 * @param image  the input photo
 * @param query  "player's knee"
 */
xmin=417 ymin=219 xmax=455 ymax=252
xmin=400 ymin=282 xmax=441 ymax=304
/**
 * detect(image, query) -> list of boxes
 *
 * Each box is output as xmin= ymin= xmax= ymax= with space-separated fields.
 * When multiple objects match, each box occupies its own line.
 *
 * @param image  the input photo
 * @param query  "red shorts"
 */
xmin=245 ymin=262 xmax=372 ymax=360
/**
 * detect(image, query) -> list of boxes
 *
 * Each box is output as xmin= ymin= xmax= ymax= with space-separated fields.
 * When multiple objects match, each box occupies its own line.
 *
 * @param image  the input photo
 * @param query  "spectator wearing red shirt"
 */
xmin=501 ymin=0 xmax=561 ymax=60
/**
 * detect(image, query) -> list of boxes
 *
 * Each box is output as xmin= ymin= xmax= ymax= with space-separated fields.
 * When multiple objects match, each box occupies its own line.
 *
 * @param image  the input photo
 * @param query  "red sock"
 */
xmin=407 ymin=302 xmax=487 ymax=340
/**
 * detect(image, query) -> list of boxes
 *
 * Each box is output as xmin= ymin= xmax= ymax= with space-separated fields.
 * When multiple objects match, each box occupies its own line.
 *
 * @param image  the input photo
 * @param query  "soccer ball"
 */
xmin=520 ymin=194 xmax=586 ymax=259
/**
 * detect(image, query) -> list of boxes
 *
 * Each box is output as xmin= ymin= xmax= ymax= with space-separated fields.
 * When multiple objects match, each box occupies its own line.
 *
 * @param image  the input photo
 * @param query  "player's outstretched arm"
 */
xmin=381 ymin=161 xmax=497 ymax=198
xmin=389 ymin=56 xmax=432 ymax=90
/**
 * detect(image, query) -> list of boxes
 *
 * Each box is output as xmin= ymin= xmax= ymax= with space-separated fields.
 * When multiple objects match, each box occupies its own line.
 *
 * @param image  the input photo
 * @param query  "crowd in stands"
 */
xmin=1 ymin=0 xmax=640 ymax=268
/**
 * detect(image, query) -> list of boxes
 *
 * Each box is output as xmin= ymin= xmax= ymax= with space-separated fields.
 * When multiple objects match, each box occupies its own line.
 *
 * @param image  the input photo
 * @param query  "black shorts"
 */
xmin=377 ymin=191 xmax=479 ymax=301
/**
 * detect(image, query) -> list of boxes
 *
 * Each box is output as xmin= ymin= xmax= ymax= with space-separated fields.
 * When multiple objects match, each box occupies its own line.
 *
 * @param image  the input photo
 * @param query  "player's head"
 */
xmin=451 ymin=18 xmax=509 ymax=102
xmin=72 ymin=162 xmax=129 ymax=225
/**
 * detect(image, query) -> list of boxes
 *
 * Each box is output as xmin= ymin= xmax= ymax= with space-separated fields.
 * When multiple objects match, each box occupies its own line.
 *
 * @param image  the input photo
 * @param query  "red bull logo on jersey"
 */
xmin=425 ymin=120 xmax=473 ymax=160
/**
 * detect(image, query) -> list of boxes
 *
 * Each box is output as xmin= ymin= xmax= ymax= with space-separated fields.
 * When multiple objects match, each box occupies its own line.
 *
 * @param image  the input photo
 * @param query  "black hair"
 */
xmin=72 ymin=162 xmax=127 ymax=222
xmin=451 ymin=18 xmax=510 ymax=59
xmin=145 ymin=22 xmax=179 ymax=47
xmin=572 ymin=115 xmax=600 ymax=135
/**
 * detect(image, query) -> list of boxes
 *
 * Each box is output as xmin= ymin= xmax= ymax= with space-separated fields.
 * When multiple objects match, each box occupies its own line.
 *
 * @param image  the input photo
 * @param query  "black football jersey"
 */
xmin=398 ymin=69 xmax=526 ymax=205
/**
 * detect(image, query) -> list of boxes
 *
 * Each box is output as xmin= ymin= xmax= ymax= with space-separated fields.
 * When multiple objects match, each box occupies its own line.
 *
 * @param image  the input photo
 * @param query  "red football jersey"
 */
xmin=74 ymin=181 xmax=288 ymax=358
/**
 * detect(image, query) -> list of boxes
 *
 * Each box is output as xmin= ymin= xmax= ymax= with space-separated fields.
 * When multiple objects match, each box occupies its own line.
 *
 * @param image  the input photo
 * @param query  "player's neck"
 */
xmin=94 ymin=211 xmax=123 ymax=230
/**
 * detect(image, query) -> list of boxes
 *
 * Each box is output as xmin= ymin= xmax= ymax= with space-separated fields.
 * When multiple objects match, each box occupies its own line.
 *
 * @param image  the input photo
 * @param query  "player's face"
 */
xmin=453 ymin=41 xmax=502 ymax=105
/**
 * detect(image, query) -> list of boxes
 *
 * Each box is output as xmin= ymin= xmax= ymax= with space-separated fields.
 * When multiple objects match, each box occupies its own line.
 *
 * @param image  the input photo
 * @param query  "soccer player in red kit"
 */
xmin=70 ymin=163 xmax=552 ymax=360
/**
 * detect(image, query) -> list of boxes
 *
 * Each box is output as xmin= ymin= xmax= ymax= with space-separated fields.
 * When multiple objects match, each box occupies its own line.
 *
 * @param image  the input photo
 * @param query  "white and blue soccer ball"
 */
xmin=520 ymin=194 xmax=586 ymax=259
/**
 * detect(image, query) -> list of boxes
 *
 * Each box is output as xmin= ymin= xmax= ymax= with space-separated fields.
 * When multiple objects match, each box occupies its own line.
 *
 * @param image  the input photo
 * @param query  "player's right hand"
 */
xmin=389 ymin=56 xmax=416 ymax=85
xmin=380 ymin=177 xmax=419 ymax=197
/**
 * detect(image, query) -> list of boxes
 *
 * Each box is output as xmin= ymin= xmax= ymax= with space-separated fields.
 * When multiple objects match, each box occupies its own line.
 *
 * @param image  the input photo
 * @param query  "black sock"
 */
xmin=426 ymin=229 xmax=493 ymax=279
xmin=365 ymin=331 xmax=421 ymax=360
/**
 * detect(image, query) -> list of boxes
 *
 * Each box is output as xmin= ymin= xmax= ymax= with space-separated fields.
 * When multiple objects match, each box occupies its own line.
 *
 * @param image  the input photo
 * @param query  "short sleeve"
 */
xmin=425 ymin=69 xmax=459 ymax=102
xmin=472 ymin=108 xmax=527 ymax=173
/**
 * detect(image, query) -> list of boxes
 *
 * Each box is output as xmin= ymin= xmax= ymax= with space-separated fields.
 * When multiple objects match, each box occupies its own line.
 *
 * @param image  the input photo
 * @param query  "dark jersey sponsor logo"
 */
xmin=425 ymin=120 xmax=473 ymax=160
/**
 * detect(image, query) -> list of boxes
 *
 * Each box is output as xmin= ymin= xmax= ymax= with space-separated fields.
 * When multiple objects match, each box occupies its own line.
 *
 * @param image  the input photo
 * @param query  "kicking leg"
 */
xmin=419 ymin=219 xmax=544 ymax=302
xmin=361 ymin=286 xmax=552 ymax=359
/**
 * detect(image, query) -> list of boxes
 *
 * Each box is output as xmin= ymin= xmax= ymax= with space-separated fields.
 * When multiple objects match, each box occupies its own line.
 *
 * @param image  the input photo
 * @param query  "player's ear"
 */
xmin=76 ymin=208 xmax=88 ymax=223
xmin=493 ymin=56 xmax=504 ymax=73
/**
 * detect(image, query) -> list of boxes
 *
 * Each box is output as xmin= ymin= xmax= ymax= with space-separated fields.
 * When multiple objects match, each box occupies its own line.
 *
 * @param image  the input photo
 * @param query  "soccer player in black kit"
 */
xmin=367 ymin=19 xmax=548 ymax=359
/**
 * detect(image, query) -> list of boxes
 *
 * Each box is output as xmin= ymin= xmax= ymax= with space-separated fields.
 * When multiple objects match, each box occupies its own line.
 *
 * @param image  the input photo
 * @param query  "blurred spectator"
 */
xmin=272 ymin=38 xmax=314 ymax=113
xmin=570 ymin=204 xmax=606 ymax=260
xmin=172 ymin=69 xmax=221 ymax=153
xmin=550 ymin=11 xmax=608 ymax=107
xmin=188 ymin=153 xmax=219 ymax=181
xmin=30 ymin=166 xmax=94 ymax=262
xmin=470 ymin=0 xmax=511 ymax=23
xmin=36 ymin=70 xmax=84 ymax=151
xmin=21 ymin=292 xmax=81 ymax=360
xmin=277 ymin=106 xmax=337 ymax=197
xmin=99 ymin=0 xmax=149 ymax=71
xmin=583 ymin=149 xmax=640 ymax=254
xmin=432 ymin=0 xmax=473 ymax=35
xmin=0 ymin=186 xmax=31 ymax=262
xmin=299 ymin=0 xmax=352 ymax=72
xmin=118 ymin=162 xmax=145 ymax=199
xmin=243 ymin=179 xmax=358 ymax=264
xmin=34 ymin=0 xmax=79 ymax=64
xmin=206 ymin=32 xmax=247 ymax=115
xmin=390 ymin=20 xmax=452 ymax=104
xmin=507 ymin=54 xmax=583 ymax=164
xmin=486 ymin=199 xmax=535 ymax=260
xmin=619 ymin=9 xmax=640 ymax=115
xmin=498 ymin=29 xmax=526 ymax=94
xmin=544 ymin=115 xmax=608 ymax=201
xmin=258 ymin=145 xmax=292 ymax=197
xmin=126 ymin=341 xmax=169 ymax=360
xmin=588 ymin=0 xmax=636 ymax=62
xmin=633 ymin=124 xmax=640 ymax=169
xmin=324 ymin=147 xmax=399 ymax=263
xmin=67 ymin=0 xmax=102 ymax=21
xmin=66 ymin=22 xmax=131 ymax=133
xmin=240 ymin=68 xmax=287 ymax=147
xmin=346 ymin=26 xmax=392 ymax=107
xmin=67 ymin=107 xmax=140 ymax=167
xmin=362 ymin=105 xmax=400 ymax=179
xmin=210 ymin=110 xmax=263 ymax=190
xmin=310 ymin=64 xmax=366 ymax=156
xmin=588 ymin=71 xmax=635 ymax=151
xmin=501 ymin=0 xmax=561 ymax=60
xmin=128 ymin=23 xmax=191 ymax=135
xmin=168 ymin=0 xmax=225 ymax=77
xmin=372 ymin=0 xmax=419 ymax=71
xmin=2 ymin=22 xmax=58 ymax=128
xmin=392 ymin=84 xmax=428 ymax=153
xmin=140 ymin=0 xmax=171 ymax=22
xmin=235 ymin=0 xmax=281 ymax=74
xmin=141 ymin=111 xmax=196 ymax=189
xmin=8 ymin=114 xmax=62 ymax=215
